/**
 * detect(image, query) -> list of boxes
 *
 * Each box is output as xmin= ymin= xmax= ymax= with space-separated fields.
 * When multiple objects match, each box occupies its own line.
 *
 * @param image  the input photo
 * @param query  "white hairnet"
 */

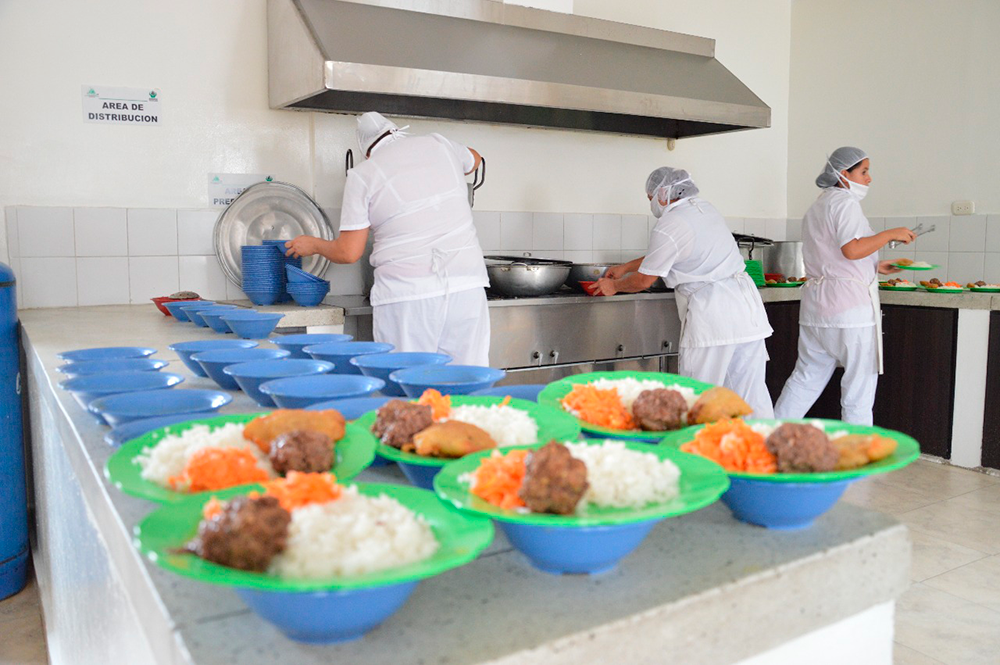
xmin=356 ymin=112 xmax=399 ymax=156
xmin=816 ymin=146 xmax=868 ymax=188
xmin=645 ymin=166 xmax=700 ymax=202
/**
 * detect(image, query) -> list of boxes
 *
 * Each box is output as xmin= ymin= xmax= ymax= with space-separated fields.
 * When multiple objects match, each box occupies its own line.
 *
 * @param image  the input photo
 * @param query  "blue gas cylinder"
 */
xmin=0 ymin=262 xmax=27 ymax=599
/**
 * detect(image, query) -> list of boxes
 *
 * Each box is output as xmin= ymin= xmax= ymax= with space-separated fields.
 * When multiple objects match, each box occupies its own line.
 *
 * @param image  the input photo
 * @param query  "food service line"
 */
xmin=20 ymin=304 xmax=907 ymax=664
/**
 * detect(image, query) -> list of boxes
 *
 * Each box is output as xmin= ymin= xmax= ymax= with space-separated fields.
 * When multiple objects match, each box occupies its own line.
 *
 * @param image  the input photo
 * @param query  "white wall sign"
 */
xmin=82 ymin=85 xmax=162 ymax=125
xmin=208 ymin=173 xmax=274 ymax=207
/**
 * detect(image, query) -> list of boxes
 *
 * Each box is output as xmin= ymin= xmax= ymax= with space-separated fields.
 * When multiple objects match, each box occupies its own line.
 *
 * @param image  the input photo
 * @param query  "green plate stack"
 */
xmin=744 ymin=260 xmax=765 ymax=287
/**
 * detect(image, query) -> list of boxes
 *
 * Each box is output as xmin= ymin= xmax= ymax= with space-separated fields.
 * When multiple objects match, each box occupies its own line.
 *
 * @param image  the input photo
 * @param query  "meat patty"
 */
xmin=372 ymin=400 xmax=433 ymax=449
xmin=187 ymin=495 xmax=291 ymax=572
xmin=765 ymin=423 xmax=838 ymax=473
xmin=269 ymin=430 xmax=335 ymax=475
xmin=632 ymin=389 xmax=688 ymax=431
xmin=518 ymin=441 xmax=588 ymax=515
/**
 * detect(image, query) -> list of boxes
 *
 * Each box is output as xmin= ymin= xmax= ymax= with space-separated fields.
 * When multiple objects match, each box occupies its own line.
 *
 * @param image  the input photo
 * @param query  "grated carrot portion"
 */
xmin=680 ymin=419 xmax=777 ymax=474
xmin=418 ymin=388 xmax=452 ymax=420
xmin=469 ymin=449 xmax=529 ymax=510
xmin=169 ymin=447 xmax=270 ymax=492
xmin=499 ymin=395 xmax=511 ymax=407
xmin=560 ymin=384 xmax=635 ymax=430
xmin=202 ymin=497 xmax=224 ymax=520
xmin=261 ymin=471 xmax=342 ymax=511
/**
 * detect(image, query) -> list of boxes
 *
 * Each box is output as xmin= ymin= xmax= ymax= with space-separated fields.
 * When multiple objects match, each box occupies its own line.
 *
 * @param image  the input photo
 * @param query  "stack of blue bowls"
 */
xmin=262 ymin=240 xmax=302 ymax=303
xmin=285 ymin=264 xmax=331 ymax=307
xmin=241 ymin=245 xmax=284 ymax=306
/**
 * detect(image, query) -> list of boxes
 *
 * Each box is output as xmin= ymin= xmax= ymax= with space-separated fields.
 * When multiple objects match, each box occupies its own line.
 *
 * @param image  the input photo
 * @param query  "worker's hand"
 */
xmin=284 ymin=236 xmax=320 ymax=259
xmin=878 ymin=260 xmax=902 ymax=275
xmin=595 ymin=277 xmax=618 ymax=296
xmin=885 ymin=227 xmax=917 ymax=244
xmin=604 ymin=264 xmax=630 ymax=280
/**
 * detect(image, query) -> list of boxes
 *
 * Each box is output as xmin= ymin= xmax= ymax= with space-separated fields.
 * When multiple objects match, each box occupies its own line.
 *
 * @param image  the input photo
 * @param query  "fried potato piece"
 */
xmin=411 ymin=421 xmax=496 ymax=458
xmin=687 ymin=386 xmax=753 ymax=425
xmin=833 ymin=434 xmax=898 ymax=471
xmin=244 ymin=409 xmax=346 ymax=454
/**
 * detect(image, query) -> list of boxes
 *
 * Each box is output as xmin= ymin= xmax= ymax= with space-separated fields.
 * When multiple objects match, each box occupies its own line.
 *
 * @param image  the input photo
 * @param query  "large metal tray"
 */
xmin=213 ymin=182 xmax=335 ymax=287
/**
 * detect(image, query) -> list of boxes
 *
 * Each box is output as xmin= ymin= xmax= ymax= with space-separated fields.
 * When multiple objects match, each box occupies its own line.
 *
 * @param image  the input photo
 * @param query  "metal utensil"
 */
xmin=565 ymin=263 xmax=613 ymax=292
xmin=888 ymin=223 xmax=934 ymax=249
xmin=468 ymin=157 xmax=485 ymax=208
xmin=485 ymin=255 xmax=571 ymax=297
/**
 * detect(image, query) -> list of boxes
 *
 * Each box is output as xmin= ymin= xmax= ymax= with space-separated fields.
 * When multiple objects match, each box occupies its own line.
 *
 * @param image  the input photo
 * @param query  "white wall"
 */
xmin=788 ymin=0 xmax=1000 ymax=218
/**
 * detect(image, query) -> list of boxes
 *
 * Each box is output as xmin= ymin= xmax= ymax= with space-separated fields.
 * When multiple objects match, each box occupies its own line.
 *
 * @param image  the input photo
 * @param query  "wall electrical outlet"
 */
xmin=952 ymin=200 xmax=975 ymax=215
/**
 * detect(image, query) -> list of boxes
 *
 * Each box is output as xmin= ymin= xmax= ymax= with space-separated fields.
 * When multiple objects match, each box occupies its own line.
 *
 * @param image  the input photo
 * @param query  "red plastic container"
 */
xmin=151 ymin=296 xmax=201 ymax=316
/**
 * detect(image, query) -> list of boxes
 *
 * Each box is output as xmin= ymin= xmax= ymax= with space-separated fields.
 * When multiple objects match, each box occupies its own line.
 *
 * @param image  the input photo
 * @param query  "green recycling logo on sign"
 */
xmin=212 ymin=176 xmax=221 ymax=183
xmin=87 ymin=88 xmax=97 ymax=97
xmin=149 ymin=90 xmax=157 ymax=100
xmin=265 ymin=176 xmax=273 ymax=182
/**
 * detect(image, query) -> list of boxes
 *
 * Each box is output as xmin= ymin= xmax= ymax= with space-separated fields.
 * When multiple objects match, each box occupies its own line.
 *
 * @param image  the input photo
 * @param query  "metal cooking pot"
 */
xmin=485 ymin=255 xmax=571 ymax=297
xmin=762 ymin=241 xmax=805 ymax=279
xmin=565 ymin=263 xmax=612 ymax=291
xmin=733 ymin=233 xmax=773 ymax=261
xmin=468 ymin=157 xmax=485 ymax=208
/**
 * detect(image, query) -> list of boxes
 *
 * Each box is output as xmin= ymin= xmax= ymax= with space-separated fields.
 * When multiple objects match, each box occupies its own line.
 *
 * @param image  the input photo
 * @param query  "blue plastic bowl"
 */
xmin=163 ymin=300 xmax=207 ymax=321
xmin=200 ymin=307 xmax=242 ymax=334
xmin=498 ymin=519 xmax=661 ymax=575
xmin=57 ymin=346 xmax=157 ymax=362
xmin=60 ymin=372 xmax=184 ymax=425
xmin=470 ymin=384 xmax=547 ymax=402
xmin=286 ymin=264 xmax=325 ymax=284
xmin=89 ymin=389 xmax=232 ymax=427
xmin=178 ymin=302 xmax=222 ymax=326
xmin=350 ymin=352 xmax=452 ymax=397
xmin=103 ymin=413 xmax=206 ymax=447
xmin=259 ymin=374 xmax=385 ymax=409
xmin=235 ymin=581 xmax=418 ymax=644
xmin=390 ymin=365 xmax=506 ymax=397
xmin=243 ymin=289 xmax=282 ymax=306
xmin=304 ymin=342 xmax=395 ymax=374
xmin=57 ymin=358 xmax=169 ymax=377
xmin=720 ymin=477 xmax=855 ymax=530
xmin=187 ymin=305 xmax=236 ymax=328
xmin=191 ymin=348 xmax=291 ymax=391
xmin=220 ymin=311 xmax=285 ymax=339
xmin=272 ymin=334 xmax=353 ymax=359
xmin=305 ymin=395 xmax=394 ymax=467
xmin=168 ymin=340 xmax=259 ymax=377
xmin=397 ymin=462 xmax=442 ymax=490
xmin=224 ymin=359 xmax=335 ymax=407
xmin=287 ymin=285 xmax=330 ymax=307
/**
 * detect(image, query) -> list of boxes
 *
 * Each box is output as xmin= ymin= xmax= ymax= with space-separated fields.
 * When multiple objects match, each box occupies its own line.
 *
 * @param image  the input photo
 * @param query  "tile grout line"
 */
xmin=891 ymin=640 xmax=945 ymax=664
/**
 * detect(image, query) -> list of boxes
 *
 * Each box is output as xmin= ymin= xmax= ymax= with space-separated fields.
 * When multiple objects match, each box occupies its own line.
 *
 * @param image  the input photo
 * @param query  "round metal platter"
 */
xmin=213 ymin=182 xmax=335 ymax=287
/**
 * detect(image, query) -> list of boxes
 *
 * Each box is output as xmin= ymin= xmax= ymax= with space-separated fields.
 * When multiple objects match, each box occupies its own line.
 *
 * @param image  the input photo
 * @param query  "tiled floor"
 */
xmin=0 ymin=458 xmax=997 ymax=664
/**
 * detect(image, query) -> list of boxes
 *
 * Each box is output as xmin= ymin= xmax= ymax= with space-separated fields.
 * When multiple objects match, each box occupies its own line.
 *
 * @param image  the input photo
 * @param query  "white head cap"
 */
xmin=817 ymin=146 xmax=868 ymax=188
xmin=645 ymin=166 xmax=700 ymax=203
xmin=356 ymin=112 xmax=399 ymax=157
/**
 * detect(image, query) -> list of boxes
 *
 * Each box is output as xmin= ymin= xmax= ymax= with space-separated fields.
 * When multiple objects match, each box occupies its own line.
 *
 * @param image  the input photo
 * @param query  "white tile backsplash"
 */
xmin=946 ymin=252 xmax=986 ymax=285
xmin=500 ymin=212 xmax=531 ymax=251
xmin=785 ymin=218 xmax=802 ymax=241
xmin=593 ymin=214 xmax=621 ymax=250
xmin=129 ymin=257 xmax=179 ymax=303
xmin=562 ymin=250 xmax=594 ymax=263
xmin=592 ymin=249 xmax=622 ymax=264
xmin=621 ymin=214 xmax=648 ymax=250
xmin=472 ymin=211 xmax=501 ymax=252
xmin=77 ymin=257 xmax=130 ymax=306
xmin=726 ymin=217 xmax=745 ymax=234
xmin=179 ymin=255 xmax=229 ymax=300
xmin=914 ymin=251 xmax=949 ymax=281
xmin=914 ymin=216 xmax=949 ymax=251
xmin=949 ymin=215 xmax=987 ymax=253
xmin=75 ymin=207 xmax=127 ymax=257
xmin=867 ymin=217 xmax=885 ymax=234
xmin=177 ymin=210 xmax=218 ymax=256
xmin=18 ymin=207 xmax=75 ymax=257
xmin=21 ymin=258 xmax=77 ymax=308
xmin=984 ymin=254 xmax=1000 ymax=284
xmin=765 ymin=218 xmax=787 ymax=242
xmin=563 ymin=214 xmax=593 ymax=251
xmin=532 ymin=213 xmax=563 ymax=250
xmin=744 ymin=218 xmax=768 ymax=238
xmin=324 ymin=261 xmax=367 ymax=297
xmin=128 ymin=208 xmax=177 ymax=256
xmin=5 ymin=207 xmax=19 ymax=264
xmin=986 ymin=216 xmax=1000 ymax=253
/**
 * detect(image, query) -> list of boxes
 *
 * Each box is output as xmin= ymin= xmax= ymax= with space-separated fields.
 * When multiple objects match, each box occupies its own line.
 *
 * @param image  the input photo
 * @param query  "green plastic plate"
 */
xmin=105 ymin=413 xmax=377 ymax=503
xmin=134 ymin=482 xmax=494 ymax=591
xmin=658 ymin=418 xmax=920 ymax=483
xmin=434 ymin=441 xmax=729 ymax=527
xmin=921 ymin=287 xmax=964 ymax=293
xmin=536 ymin=371 xmax=715 ymax=440
xmin=970 ymin=287 xmax=1000 ymax=293
xmin=878 ymin=284 xmax=918 ymax=291
xmin=893 ymin=263 xmax=938 ymax=271
xmin=359 ymin=396 xmax=582 ymax=467
xmin=766 ymin=281 xmax=805 ymax=288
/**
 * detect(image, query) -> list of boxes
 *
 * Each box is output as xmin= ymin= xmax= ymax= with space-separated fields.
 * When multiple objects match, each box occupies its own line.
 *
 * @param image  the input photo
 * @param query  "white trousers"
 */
xmin=774 ymin=325 xmax=879 ymax=425
xmin=372 ymin=288 xmax=491 ymax=366
xmin=678 ymin=338 xmax=774 ymax=419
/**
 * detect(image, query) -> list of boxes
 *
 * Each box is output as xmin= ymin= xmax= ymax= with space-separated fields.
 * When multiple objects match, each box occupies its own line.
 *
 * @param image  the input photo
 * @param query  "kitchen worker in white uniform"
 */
xmin=596 ymin=167 xmax=775 ymax=418
xmin=773 ymin=147 xmax=915 ymax=425
xmin=285 ymin=112 xmax=491 ymax=365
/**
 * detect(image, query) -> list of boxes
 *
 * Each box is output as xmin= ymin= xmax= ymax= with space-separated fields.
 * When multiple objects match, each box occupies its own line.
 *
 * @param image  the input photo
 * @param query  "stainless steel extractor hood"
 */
xmin=267 ymin=0 xmax=770 ymax=139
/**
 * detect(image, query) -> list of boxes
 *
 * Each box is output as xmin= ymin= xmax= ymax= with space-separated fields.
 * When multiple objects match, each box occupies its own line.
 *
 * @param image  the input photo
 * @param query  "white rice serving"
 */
xmin=565 ymin=441 xmax=680 ymax=509
xmin=136 ymin=423 xmax=275 ymax=488
xmin=270 ymin=487 xmax=438 ymax=578
xmin=749 ymin=421 xmax=847 ymax=440
xmin=447 ymin=404 xmax=539 ymax=446
xmin=586 ymin=378 xmax=699 ymax=413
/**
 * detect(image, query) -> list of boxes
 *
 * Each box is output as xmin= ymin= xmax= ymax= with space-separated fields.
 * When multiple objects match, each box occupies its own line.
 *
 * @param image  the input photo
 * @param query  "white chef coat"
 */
xmin=339 ymin=133 xmax=489 ymax=307
xmin=638 ymin=198 xmax=772 ymax=348
xmin=799 ymin=188 xmax=879 ymax=328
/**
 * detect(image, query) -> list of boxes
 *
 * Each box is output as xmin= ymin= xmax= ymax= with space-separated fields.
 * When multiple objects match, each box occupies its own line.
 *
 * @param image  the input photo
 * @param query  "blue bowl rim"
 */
xmin=349 ymin=352 xmax=452 ymax=369
xmin=258 ymin=374 xmax=385 ymax=397
xmin=191 ymin=348 xmax=291 ymax=363
xmin=168 ymin=340 xmax=259 ymax=352
xmin=273 ymin=333 xmax=354 ymax=347
xmin=60 ymin=371 xmax=185 ymax=392
xmin=222 ymin=359 xmax=335 ymax=378
xmin=389 ymin=365 xmax=506 ymax=385
xmin=303 ymin=342 xmax=395 ymax=355
xmin=89 ymin=389 xmax=233 ymax=415
xmin=57 ymin=358 xmax=168 ymax=374
xmin=220 ymin=311 xmax=284 ymax=321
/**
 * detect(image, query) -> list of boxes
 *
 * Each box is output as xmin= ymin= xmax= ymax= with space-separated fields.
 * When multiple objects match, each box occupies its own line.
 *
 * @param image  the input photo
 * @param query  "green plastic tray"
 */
xmin=536 ymin=371 xmax=714 ymax=440
xmin=878 ymin=285 xmax=918 ymax=291
xmin=359 ymin=396 xmax=582 ymax=467
xmin=658 ymin=418 xmax=920 ymax=483
xmin=134 ymin=482 xmax=494 ymax=591
xmin=921 ymin=287 xmax=964 ymax=293
xmin=106 ymin=413 xmax=377 ymax=503
xmin=893 ymin=263 xmax=938 ymax=271
xmin=434 ymin=441 xmax=729 ymax=527
xmin=970 ymin=287 xmax=1000 ymax=293
xmin=766 ymin=282 xmax=805 ymax=288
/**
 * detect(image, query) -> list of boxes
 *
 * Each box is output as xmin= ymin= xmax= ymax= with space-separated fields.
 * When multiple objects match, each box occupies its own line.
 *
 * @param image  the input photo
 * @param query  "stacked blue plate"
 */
xmin=262 ymin=239 xmax=303 ymax=303
xmin=241 ymin=245 xmax=284 ymax=306
xmin=286 ymin=280 xmax=330 ymax=307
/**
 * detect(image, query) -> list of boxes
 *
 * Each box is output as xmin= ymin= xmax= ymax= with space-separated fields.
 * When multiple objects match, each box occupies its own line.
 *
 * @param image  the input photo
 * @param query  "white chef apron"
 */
xmin=674 ymin=271 xmax=770 ymax=348
xmin=802 ymin=276 xmax=883 ymax=374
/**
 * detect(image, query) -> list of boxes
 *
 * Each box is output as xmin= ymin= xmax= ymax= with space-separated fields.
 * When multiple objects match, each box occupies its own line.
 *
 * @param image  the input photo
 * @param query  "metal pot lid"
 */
xmin=484 ymin=254 xmax=573 ymax=266
xmin=213 ymin=182 xmax=335 ymax=287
